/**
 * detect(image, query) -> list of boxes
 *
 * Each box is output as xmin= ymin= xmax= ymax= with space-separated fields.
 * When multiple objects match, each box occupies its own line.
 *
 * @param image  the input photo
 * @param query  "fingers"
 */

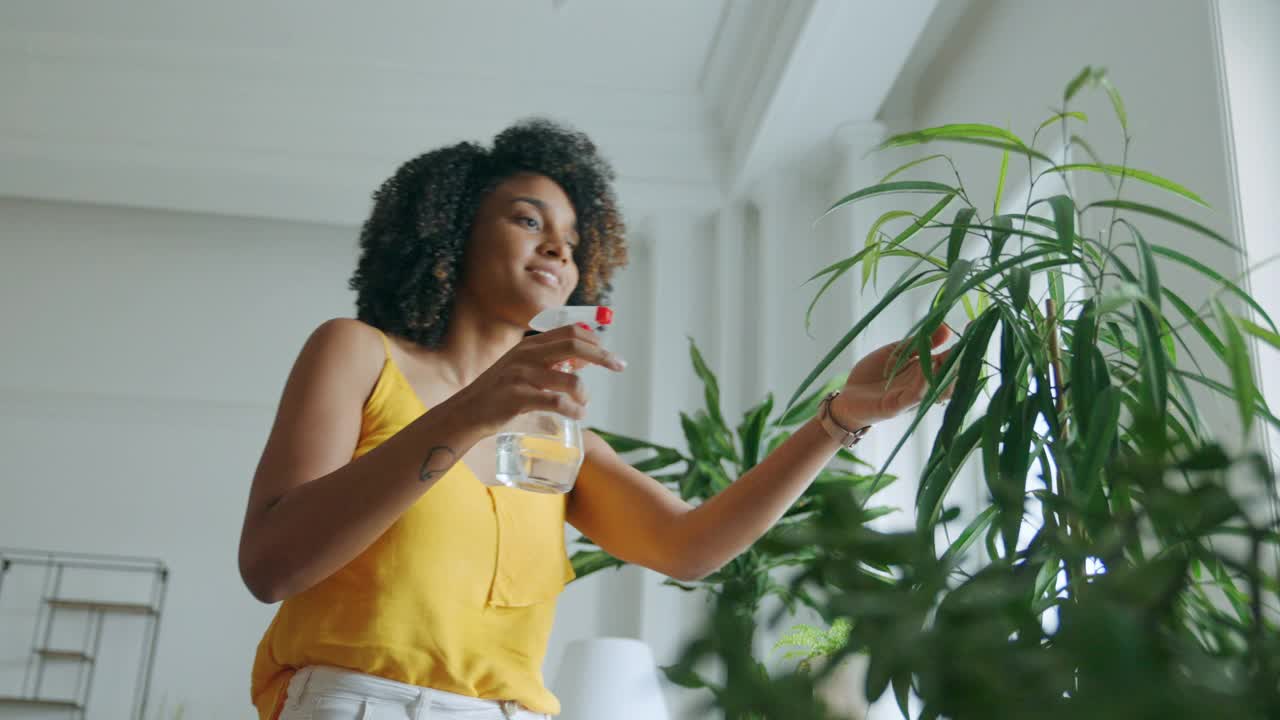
xmin=512 ymin=384 xmax=588 ymax=420
xmin=518 ymin=366 xmax=590 ymax=407
xmin=930 ymin=322 xmax=954 ymax=347
xmin=525 ymin=324 xmax=626 ymax=372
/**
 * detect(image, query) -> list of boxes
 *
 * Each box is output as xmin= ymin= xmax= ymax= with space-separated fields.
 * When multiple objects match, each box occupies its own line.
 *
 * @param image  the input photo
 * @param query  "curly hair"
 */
xmin=348 ymin=118 xmax=628 ymax=348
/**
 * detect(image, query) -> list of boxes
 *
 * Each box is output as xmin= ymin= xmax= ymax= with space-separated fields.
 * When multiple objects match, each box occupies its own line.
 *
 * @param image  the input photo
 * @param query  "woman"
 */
xmin=239 ymin=119 xmax=952 ymax=720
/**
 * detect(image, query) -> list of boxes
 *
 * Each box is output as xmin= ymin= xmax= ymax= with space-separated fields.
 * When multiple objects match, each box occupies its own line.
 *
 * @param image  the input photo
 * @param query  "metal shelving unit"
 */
xmin=0 ymin=548 xmax=168 ymax=719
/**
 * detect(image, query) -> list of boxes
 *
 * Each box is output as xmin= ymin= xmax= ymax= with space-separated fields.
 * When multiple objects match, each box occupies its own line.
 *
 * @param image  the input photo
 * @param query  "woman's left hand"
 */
xmin=831 ymin=324 xmax=958 ymax=429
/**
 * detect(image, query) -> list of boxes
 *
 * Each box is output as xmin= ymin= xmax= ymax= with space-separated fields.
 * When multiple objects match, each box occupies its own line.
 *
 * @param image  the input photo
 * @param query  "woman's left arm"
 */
xmin=566 ymin=325 xmax=955 ymax=582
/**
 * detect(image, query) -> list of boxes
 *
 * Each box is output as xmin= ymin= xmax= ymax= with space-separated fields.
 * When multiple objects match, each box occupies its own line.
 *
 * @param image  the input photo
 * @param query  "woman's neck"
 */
xmin=430 ymin=302 xmax=528 ymax=389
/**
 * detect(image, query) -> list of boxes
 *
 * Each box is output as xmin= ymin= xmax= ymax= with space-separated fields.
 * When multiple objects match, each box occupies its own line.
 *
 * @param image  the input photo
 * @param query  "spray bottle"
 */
xmin=490 ymin=305 xmax=614 ymax=493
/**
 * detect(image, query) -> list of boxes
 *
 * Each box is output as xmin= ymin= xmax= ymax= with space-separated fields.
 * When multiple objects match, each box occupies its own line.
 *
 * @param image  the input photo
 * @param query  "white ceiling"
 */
xmin=0 ymin=0 xmax=942 ymax=226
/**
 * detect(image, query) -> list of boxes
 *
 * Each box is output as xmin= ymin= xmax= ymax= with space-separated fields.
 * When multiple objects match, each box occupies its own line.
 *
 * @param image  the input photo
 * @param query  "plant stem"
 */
xmin=1046 ymin=299 xmax=1068 ymax=438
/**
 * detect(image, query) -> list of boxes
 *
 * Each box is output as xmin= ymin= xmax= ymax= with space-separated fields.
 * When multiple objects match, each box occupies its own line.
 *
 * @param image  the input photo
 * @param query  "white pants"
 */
xmin=278 ymin=666 xmax=552 ymax=720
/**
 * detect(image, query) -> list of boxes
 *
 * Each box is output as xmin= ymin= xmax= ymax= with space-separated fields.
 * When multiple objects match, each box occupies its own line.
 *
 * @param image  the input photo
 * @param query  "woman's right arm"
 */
xmin=237 ymin=319 xmax=621 ymax=604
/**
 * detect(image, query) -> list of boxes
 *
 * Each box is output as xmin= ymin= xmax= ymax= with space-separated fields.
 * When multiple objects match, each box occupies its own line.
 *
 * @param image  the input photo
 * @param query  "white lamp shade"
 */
xmin=553 ymin=637 xmax=671 ymax=720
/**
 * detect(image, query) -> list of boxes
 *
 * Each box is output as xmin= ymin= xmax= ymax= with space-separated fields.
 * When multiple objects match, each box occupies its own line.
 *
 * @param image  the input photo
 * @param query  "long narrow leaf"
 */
xmin=1213 ymin=299 xmax=1257 ymax=434
xmin=689 ymin=339 xmax=726 ymax=431
xmin=1099 ymin=75 xmax=1128 ymax=132
xmin=591 ymin=428 xmax=681 ymax=455
xmin=1085 ymin=199 xmax=1232 ymax=247
xmin=1052 ymin=164 xmax=1206 ymax=206
xmin=1038 ymin=111 xmax=1089 ymax=132
xmin=881 ymin=134 xmax=1054 ymax=165
xmin=777 ymin=375 xmax=845 ymax=427
xmin=940 ymin=505 xmax=999 ymax=569
xmin=862 ymin=210 xmax=916 ymax=289
xmin=993 ymin=147 xmax=1010 ymax=217
xmin=1149 ymin=243 xmax=1276 ymax=331
xmin=787 ymin=271 xmax=934 ymax=410
xmin=947 ymin=208 xmax=977 ymax=267
xmin=826 ymin=181 xmax=957 ymax=217
xmin=879 ymin=153 xmax=950 ymax=184
xmin=1064 ymin=66 xmax=1095 ymax=102
xmin=1240 ymin=316 xmax=1280 ymax=350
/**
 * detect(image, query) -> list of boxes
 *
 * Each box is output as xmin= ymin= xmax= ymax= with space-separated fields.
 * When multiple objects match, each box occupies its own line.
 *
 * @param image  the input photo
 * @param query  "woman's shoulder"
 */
xmin=292 ymin=318 xmax=388 ymax=391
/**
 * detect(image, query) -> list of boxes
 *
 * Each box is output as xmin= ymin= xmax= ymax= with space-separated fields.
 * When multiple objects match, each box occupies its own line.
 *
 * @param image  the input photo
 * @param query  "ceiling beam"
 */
xmin=706 ymin=0 xmax=940 ymax=195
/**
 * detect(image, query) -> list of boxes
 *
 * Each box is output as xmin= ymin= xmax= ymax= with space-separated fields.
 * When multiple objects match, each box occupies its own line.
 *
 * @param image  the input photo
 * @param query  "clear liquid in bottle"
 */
xmin=495 ymin=430 xmax=584 ymax=494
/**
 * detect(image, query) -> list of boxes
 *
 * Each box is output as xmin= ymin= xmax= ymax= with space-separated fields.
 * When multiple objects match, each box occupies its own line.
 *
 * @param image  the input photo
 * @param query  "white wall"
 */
xmin=1218 ymin=0 xmax=1280 ymax=467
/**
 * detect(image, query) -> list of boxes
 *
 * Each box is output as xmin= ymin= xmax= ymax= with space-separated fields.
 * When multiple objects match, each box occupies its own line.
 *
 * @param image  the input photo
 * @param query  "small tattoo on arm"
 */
xmin=418 ymin=445 xmax=457 ymax=483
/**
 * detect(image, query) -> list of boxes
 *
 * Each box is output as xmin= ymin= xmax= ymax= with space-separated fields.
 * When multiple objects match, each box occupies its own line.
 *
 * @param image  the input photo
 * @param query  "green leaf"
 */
xmin=806 ymin=242 xmax=879 ymax=284
xmin=569 ymin=549 xmax=625 ymax=580
xmin=865 ymin=651 xmax=892 ymax=703
xmin=1163 ymin=290 xmax=1226 ymax=359
xmin=993 ymin=147 xmax=1010 ymax=217
xmin=940 ymin=505 xmax=999 ymax=569
xmin=805 ymin=245 xmax=881 ymax=332
xmin=1064 ymin=66 xmax=1094 ymax=102
xmin=884 ymin=134 xmax=1056 ymax=165
xmin=1039 ymin=195 xmax=1075 ymax=250
xmin=947 ymin=207 xmax=977 ymax=267
xmin=1126 ymin=221 xmax=1161 ymax=310
xmin=1038 ymin=111 xmax=1089 ymax=132
xmin=738 ymin=394 xmax=775 ymax=469
xmin=919 ymin=422 xmax=984 ymax=533
xmin=1240 ymin=316 xmax=1280 ymax=350
xmin=941 ymin=258 xmax=974 ymax=306
xmin=879 ymin=153 xmax=950 ymax=184
xmin=1133 ymin=291 xmax=1170 ymax=424
xmin=661 ymin=664 xmax=709 ymax=689
xmin=1214 ymin=299 xmax=1257 ymax=434
xmin=1054 ymin=164 xmax=1207 ymax=205
xmin=589 ymin=428 xmax=679 ymax=455
xmin=1149 ymin=243 xmax=1276 ymax=331
xmin=861 ymin=210 xmax=916 ymax=289
xmin=878 ymin=123 xmax=1030 ymax=152
xmin=892 ymin=671 xmax=913 ymax=720
xmin=825 ymin=181 xmax=957 ymax=217
xmin=1008 ymin=266 xmax=1031 ymax=310
xmin=680 ymin=412 xmax=711 ymax=459
xmin=787 ymin=271 xmax=934 ymax=410
xmin=1099 ymin=75 xmax=1128 ymax=132
xmin=989 ymin=216 xmax=1013 ymax=262
xmin=1077 ymin=387 xmax=1120 ymax=496
xmin=632 ymin=447 xmax=686 ymax=473
xmin=777 ymin=375 xmax=845 ymax=426
xmin=688 ymin=339 xmax=725 ymax=431
xmin=1069 ymin=134 xmax=1115 ymax=189
xmin=1087 ymin=200 xmax=1232 ymax=249
xmin=888 ymin=195 xmax=956 ymax=252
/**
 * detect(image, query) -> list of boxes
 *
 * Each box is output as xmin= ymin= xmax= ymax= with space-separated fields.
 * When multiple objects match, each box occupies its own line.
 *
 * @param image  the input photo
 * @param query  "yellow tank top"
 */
xmin=250 ymin=329 xmax=575 ymax=719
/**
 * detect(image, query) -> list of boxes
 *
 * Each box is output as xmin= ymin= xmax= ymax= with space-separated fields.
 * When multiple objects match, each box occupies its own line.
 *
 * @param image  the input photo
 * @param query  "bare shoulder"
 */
xmin=281 ymin=317 xmax=390 ymax=405
xmin=582 ymin=429 xmax=619 ymax=458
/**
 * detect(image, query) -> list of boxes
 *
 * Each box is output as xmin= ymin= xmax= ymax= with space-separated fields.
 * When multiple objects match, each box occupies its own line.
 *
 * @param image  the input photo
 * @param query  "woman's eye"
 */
xmin=518 ymin=216 xmax=540 ymax=230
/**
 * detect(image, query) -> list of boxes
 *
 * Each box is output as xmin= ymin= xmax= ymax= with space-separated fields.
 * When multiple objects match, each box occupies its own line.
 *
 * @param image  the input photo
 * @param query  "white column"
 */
xmin=712 ymin=202 xmax=749 ymax=421
xmin=630 ymin=212 xmax=719 ymax=719
xmin=745 ymin=175 xmax=795 ymax=397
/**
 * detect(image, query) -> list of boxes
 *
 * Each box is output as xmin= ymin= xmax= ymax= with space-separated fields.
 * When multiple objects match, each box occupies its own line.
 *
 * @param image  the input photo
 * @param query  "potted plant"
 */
xmin=571 ymin=341 xmax=892 ymax=705
xmin=672 ymin=67 xmax=1280 ymax=719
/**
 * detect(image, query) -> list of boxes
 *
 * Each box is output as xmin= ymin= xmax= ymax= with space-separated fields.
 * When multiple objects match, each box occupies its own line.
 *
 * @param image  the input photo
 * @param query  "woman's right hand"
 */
xmin=453 ymin=323 xmax=626 ymax=436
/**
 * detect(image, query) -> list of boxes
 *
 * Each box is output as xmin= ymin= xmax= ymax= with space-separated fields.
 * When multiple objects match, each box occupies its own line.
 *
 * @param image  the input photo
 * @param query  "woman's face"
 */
xmin=458 ymin=172 xmax=580 ymax=324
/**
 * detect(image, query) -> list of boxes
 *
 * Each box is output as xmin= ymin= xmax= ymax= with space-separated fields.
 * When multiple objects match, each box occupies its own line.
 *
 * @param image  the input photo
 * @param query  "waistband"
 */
xmin=285 ymin=666 xmax=545 ymax=719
